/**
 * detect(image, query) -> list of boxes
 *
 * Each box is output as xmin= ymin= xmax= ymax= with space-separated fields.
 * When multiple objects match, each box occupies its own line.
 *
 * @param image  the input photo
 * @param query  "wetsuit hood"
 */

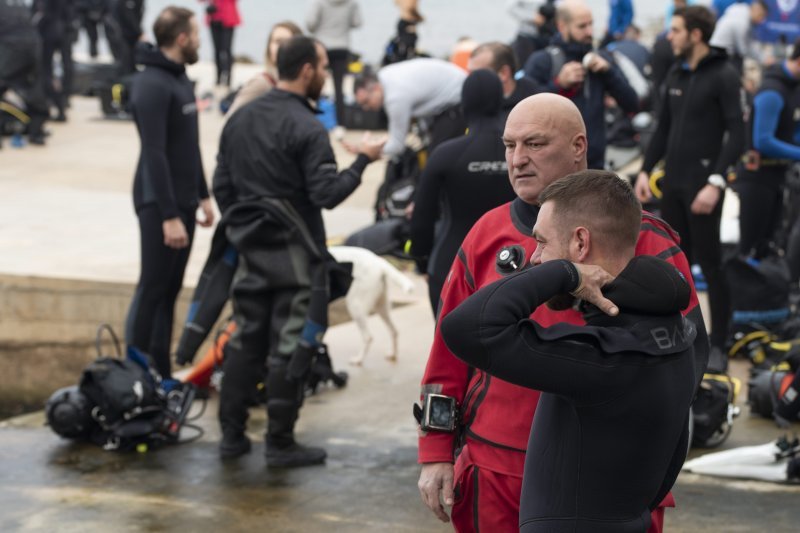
xmin=691 ymin=45 xmax=730 ymax=71
xmin=461 ymin=69 xmax=503 ymax=122
xmin=602 ymin=255 xmax=691 ymax=316
xmin=135 ymin=43 xmax=186 ymax=75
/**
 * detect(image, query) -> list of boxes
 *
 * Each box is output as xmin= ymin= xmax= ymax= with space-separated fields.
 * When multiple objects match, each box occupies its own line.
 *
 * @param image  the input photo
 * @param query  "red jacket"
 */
xmin=418 ymin=198 xmax=704 ymax=482
xmin=206 ymin=0 xmax=240 ymax=28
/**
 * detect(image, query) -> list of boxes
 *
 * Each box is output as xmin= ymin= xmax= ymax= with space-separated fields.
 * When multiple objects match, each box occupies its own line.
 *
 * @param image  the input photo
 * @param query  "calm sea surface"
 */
xmin=134 ymin=0 xmax=701 ymax=66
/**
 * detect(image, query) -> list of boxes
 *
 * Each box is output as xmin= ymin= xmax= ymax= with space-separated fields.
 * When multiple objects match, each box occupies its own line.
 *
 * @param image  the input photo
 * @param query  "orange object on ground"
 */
xmin=182 ymin=321 xmax=236 ymax=388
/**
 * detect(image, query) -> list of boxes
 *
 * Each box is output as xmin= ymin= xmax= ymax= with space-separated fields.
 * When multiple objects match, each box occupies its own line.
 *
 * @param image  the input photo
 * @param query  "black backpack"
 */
xmin=51 ymin=325 xmax=200 ymax=451
xmin=724 ymin=254 xmax=792 ymax=327
xmin=691 ymin=374 xmax=739 ymax=448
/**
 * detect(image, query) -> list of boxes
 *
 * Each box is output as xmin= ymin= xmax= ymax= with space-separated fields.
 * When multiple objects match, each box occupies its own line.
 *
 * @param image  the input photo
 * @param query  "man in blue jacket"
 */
xmin=603 ymin=0 xmax=634 ymax=46
xmin=524 ymin=1 xmax=638 ymax=170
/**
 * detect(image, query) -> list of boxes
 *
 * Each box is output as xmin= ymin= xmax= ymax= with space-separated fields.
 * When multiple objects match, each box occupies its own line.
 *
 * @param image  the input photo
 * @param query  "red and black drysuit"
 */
xmin=418 ymin=197 xmax=709 ymax=532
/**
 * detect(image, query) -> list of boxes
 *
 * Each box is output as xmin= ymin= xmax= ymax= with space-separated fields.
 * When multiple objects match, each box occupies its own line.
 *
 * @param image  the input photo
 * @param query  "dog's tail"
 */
xmin=380 ymin=258 xmax=415 ymax=294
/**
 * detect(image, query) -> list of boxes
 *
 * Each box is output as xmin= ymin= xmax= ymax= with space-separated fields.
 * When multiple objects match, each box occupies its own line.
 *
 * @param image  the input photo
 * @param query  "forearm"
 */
xmin=441 ymin=260 xmax=580 ymax=370
xmin=309 ymin=153 xmax=370 ymax=209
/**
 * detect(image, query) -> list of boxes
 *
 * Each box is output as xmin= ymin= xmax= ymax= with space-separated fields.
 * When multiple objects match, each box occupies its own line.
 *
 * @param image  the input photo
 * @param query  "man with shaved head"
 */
xmin=523 ymin=0 xmax=638 ymax=169
xmin=417 ymin=93 xmax=708 ymax=532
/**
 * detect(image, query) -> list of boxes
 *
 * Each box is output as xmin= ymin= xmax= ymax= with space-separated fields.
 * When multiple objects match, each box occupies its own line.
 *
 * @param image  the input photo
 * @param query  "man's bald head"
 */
xmin=557 ymin=0 xmax=594 ymax=45
xmin=512 ymin=93 xmax=587 ymax=139
xmin=557 ymin=0 xmax=591 ymax=23
xmin=502 ymin=94 xmax=588 ymax=204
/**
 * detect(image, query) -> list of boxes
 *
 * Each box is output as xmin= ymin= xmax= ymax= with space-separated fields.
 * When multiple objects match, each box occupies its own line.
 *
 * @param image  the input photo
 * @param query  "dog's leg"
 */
xmin=376 ymin=289 xmax=399 ymax=362
xmin=348 ymin=309 xmax=373 ymax=366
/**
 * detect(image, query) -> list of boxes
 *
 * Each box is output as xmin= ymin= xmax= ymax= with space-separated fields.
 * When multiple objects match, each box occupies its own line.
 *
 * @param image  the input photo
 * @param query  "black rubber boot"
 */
xmin=265 ymin=440 xmax=327 ymax=468
xmin=219 ymin=431 xmax=251 ymax=459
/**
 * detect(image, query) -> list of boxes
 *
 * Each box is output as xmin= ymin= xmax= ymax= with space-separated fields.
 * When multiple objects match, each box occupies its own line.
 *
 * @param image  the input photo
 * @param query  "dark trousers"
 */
xmin=83 ymin=16 xmax=100 ymax=57
xmin=327 ymin=48 xmax=349 ymax=126
xmin=0 ymin=38 xmax=49 ymax=139
xmin=660 ymin=186 xmax=730 ymax=348
xmin=125 ymin=205 xmax=195 ymax=378
xmin=736 ymin=180 xmax=784 ymax=258
xmin=119 ymin=35 xmax=138 ymax=75
xmin=41 ymin=35 xmax=73 ymax=116
xmin=210 ymin=22 xmax=234 ymax=87
xmin=219 ymin=221 xmax=327 ymax=445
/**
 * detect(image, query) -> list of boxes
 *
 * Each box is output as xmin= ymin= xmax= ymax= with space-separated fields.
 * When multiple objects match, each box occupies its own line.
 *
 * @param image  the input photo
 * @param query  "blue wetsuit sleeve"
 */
xmin=753 ymin=90 xmax=800 ymax=160
xmin=441 ymin=260 xmax=603 ymax=396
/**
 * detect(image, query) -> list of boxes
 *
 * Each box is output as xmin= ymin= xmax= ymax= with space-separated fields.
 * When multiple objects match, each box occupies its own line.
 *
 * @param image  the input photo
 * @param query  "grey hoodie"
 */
xmin=306 ymin=0 xmax=362 ymax=51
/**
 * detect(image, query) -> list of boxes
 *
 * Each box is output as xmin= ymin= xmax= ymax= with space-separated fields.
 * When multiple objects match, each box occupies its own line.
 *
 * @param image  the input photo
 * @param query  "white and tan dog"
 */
xmin=328 ymin=246 xmax=415 ymax=365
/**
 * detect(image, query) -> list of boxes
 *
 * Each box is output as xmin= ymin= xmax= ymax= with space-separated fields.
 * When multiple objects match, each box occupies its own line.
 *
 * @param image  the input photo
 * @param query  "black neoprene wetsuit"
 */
xmin=442 ymin=256 xmax=698 ymax=533
xmin=130 ymin=44 xmax=208 ymax=219
xmin=409 ymin=69 xmax=516 ymax=313
xmin=125 ymin=44 xmax=208 ymax=378
xmin=640 ymin=46 xmax=744 ymax=350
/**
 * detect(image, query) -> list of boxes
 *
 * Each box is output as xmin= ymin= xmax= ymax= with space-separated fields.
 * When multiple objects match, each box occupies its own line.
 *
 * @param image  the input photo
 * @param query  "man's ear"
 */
xmin=572 ymin=226 xmax=591 ymax=262
xmin=572 ymin=133 xmax=588 ymax=162
xmin=499 ymin=65 xmax=512 ymax=83
xmin=175 ymin=32 xmax=189 ymax=48
xmin=300 ymin=62 xmax=314 ymax=82
xmin=690 ymin=28 xmax=703 ymax=45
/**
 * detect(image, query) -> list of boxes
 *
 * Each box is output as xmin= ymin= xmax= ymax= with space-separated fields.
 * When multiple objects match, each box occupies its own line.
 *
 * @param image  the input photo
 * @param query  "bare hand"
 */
xmin=162 ymin=218 xmax=189 ymax=249
xmin=342 ymin=132 xmax=387 ymax=161
xmin=690 ymin=184 xmax=721 ymax=215
xmin=584 ymin=53 xmax=610 ymax=73
xmin=571 ymin=263 xmax=618 ymax=316
xmin=197 ymin=198 xmax=215 ymax=227
xmin=634 ymin=171 xmax=652 ymax=203
xmin=418 ymin=462 xmax=455 ymax=523
xmin=557 ymin=61 xmax=585 ymax=89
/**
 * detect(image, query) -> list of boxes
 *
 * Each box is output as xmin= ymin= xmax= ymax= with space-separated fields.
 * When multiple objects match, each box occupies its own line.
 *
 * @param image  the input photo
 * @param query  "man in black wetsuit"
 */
xmin=442 ymin=170 xmax=699 ymax=533
xmin=467 ymin=41 xmax=540 ymax=120
xmin=32 ymin=0 xmax=74 ymax=122
xmin=0 ymin=0 xmax=49 ymax=146
xmin=212 ymin=36 xmax=385 ymax=466
xmin=113 ymin=0 xmax=144 ymax=74
xmin=635 ymin=5 xmax=745 ymax=368
xmin=125 ymin=7 xmax=214 ymax=379
xmin=409 ymin=69 xmax=516 ymax=314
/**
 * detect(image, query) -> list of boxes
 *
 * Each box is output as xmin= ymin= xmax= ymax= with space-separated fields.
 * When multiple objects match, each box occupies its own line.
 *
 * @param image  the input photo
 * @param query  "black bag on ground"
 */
xmin=79 ymin=356 xmax=160 ymax=428
xmin=724 ymin=254 xmax=791 ymax=326
xmin=46 ymin=324 xmax=200 ymax=451
xmin=692 ymin=374 xmax=738 ymax=448
xmin=376 ymin=147 xmax=422 ymax=221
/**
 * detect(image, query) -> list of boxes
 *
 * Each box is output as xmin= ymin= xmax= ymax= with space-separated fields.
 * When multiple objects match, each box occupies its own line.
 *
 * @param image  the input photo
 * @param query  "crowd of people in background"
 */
xmin=6 ymin=0 xmax=800 ymax=529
